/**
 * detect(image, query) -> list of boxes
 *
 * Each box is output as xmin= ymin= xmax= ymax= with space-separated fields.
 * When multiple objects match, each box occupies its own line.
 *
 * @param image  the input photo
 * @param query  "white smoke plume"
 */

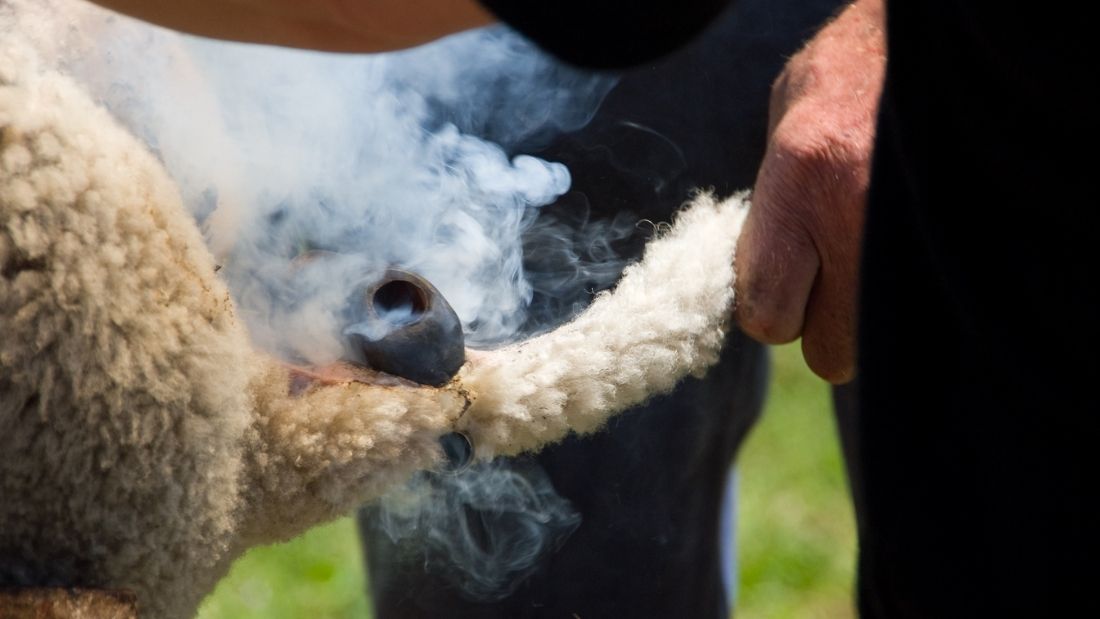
xmin=13 ymin=0 xmax=617 ymax=362
xmin=372 ymin=459 xmax=582 ymax=600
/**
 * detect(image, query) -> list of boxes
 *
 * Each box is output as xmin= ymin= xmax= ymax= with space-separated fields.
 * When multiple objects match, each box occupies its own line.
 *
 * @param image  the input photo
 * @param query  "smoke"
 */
xmin=374 ymin=459 xmax=581 ymax=601
xmin=10 ymin=0 xmax=618 ymax=360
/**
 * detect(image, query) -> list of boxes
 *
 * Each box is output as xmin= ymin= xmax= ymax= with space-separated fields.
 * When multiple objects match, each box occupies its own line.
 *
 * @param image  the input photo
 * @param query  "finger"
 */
xmin=800 ymin=252 xmax=859 ymax=384
xmin=799 ymin=150 xmax=870 ymax=384
xmin=733 ymin=169 xmax=821 ymax=344
xmin=799 ymin=154 xmax=867 ymax=384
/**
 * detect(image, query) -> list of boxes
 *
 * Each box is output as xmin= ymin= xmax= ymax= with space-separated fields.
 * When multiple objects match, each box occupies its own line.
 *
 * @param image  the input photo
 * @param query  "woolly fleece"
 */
xmin=0 ymin=18 xmax=747 ymax=619
xmin=459 ymin=193 xmax=746 ymax=456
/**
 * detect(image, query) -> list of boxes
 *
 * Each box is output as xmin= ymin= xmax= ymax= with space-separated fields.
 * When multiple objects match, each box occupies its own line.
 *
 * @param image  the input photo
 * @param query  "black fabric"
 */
xmin=478 ymin=0 xmax=731 ymax=69
xmin=359 ymin=2 xmax=844 ymax=617
xmin=857 ymin=1 xmax=1099 ymax=615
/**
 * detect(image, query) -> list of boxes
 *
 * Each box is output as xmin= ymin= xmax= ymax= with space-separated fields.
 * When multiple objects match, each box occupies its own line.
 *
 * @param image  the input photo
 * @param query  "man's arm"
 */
xmin=87 ymin=0 xmax=494 ymax=51
xmin=734 ymin=0 xmax=886 ymax=383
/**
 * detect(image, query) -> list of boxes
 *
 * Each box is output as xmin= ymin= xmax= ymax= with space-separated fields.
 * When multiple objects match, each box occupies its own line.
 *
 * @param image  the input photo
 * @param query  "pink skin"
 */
xmin=285 ymin=349 xmax=487 ymax=395
xmin=85 ymin=0 xmax=494 ymax=52
xmin=286 ymin=361 xmax=419 ymax=395
xmin=734 ymin=0 xmax=886 ymax=384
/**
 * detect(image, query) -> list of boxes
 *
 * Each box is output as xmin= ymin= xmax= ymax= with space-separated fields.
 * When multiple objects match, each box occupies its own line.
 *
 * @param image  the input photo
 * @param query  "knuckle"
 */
xmin=772 ymin=99 xmax=873 ymax=164
xmin=765 ymin=126 xmax=869 ymax=205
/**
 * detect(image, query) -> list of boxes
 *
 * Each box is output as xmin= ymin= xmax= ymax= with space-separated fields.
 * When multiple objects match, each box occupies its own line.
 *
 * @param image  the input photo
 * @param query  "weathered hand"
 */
xmin=734 ymin=0 xmax=886 ymax=384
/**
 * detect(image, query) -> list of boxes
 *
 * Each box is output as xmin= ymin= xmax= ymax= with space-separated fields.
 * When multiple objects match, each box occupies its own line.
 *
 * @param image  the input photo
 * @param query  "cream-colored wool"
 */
xmin=459 ymin=194 xmax=745 ymax=456
xmin=0 ymin=20 xmax=747 ymax=619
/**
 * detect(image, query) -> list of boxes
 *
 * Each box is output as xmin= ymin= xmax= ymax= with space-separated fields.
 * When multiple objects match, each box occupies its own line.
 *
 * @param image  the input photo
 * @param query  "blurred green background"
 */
xmin=197 ymin=343 xmax=857 ymax=619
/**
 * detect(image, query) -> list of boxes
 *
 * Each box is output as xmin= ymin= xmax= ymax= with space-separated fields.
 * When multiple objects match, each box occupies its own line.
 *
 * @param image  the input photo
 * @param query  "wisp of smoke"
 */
xmin=41 ymin=1 xmax=618 ymax=360
xmin=374 ymin=460 xmax=581 ymax=601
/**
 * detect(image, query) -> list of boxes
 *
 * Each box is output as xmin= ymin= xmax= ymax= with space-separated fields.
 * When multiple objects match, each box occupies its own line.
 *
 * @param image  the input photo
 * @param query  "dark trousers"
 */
xmin=854 ymin=1 xmax=1099 ymax=615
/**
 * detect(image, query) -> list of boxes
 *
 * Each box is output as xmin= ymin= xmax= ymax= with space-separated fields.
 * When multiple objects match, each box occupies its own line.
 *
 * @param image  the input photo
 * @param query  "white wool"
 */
xmin=1 ymin=16 xmax=747 ymax=619
xmin=460 ymin=195 xmax=746 ymax=455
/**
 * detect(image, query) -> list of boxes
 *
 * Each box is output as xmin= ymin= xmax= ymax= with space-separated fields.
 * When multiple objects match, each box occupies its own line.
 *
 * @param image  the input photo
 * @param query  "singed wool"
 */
xmin=0 ymin=27 xmax=747 ymax=619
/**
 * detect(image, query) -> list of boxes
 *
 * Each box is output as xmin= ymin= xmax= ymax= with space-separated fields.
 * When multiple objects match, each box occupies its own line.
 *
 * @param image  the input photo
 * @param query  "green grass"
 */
xmin=736 ymin=343 xmax=858 ymax=618
xmin=197 ymin=519 xmax=371 ymax=619
xmin=198 ymin=343 xmax=856 ymax=618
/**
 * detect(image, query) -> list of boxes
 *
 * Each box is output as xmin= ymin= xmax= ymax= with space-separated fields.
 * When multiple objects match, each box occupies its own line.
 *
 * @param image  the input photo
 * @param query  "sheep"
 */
xmin=0 ymin=18 xmax=747 ymax=619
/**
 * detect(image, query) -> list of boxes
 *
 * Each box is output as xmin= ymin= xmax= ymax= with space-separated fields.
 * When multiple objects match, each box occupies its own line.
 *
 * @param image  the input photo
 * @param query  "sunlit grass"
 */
xmin=197 ymin=519 xmax=370 ymax=619
xmin=736 ymin=343 xmax=857 ymax=618
xmin=199 ymin=343 xmax=857 ymax=618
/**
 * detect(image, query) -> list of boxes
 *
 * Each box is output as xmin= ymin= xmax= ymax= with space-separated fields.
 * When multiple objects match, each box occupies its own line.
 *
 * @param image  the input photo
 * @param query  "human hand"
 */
xmin=733 ymin=0 xmax=886 ymax=384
